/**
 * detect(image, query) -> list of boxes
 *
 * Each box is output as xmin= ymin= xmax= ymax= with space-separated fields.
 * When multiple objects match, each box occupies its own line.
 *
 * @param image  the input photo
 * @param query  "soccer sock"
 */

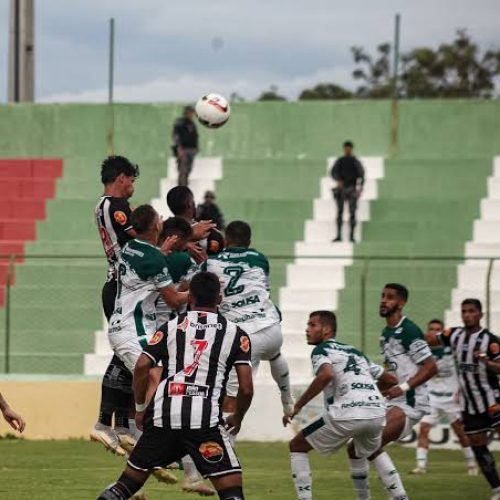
xmin=115 ymin=414 xmax=129 ymax=429
xmin=462 ymin=446 xmax=476 ymax=467
xmin=416 ymin=447 xmax=428 ymax=469
xmin=290 ymin=452 xmax=312 ymax=500
xmin=182 ymin=455 xmax=202 ymax=483
xmin=218 ymin=486 xmax=245 ymax=499
xmin=222 ymin=412 xmax=237 ymax=447
xmin=372 ymin=452 xmax=407 ymax=499
xmin=349 ymin=457 xmax=371 ymax=500
xmin=128 ymin=419 xmax=142 ymax=440
xmin=472 ymin=445 xmax=500 ymax=488
xmin=269 ymin=353 xmax=293 ymax=404
xmin=97 ymin=473 xmax=143 ymax=499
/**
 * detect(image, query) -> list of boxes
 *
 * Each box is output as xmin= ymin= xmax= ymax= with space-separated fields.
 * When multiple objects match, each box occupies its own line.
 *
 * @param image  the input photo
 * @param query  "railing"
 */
xmin=0 ymin=254 xmax=498 ymax=374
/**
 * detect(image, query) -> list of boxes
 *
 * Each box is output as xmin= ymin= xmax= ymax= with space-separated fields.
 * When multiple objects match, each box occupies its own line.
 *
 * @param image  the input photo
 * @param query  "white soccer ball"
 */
xmin=195 ymin=93 xmax=231 ymax=129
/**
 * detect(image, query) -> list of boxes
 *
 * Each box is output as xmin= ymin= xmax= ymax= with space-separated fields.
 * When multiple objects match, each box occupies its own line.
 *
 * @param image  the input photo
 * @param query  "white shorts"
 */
xmin=387 ymin=402 xmax=426 ymax=439
xmin=421 ymin=397 xmax=461 ymax=426
xmin=109 ymin=334 xmax=148 ymax=373
xmin=225 ymin=323 xmax=283 ymax=397
xmin=303 ymin=413 xmax=385 ymax=458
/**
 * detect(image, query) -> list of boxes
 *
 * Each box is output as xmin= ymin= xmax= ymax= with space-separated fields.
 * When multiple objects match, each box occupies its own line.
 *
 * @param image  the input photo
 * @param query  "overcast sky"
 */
xmin=0 ymin=0 xmax=499 ymax=103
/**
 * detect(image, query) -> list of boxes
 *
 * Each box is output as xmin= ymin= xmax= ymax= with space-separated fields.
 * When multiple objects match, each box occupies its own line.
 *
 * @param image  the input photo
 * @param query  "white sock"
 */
xmin=290 ymin=452 xmax=312 ymax=500
xmin=350 ymin=457 xmax=371 ymax=500
xmin=372 ymin=452 xmax=407 ymax=499
xmin=182 ymin=455 xmax=201 ymax=483
xmin=222 ymin=412 xmax=237 ymax=447
xmin=270 ymin=353 xmax=293 ymax=404
xmin=416 ymin=447 xmax=427 ymax=469
xmin=128 ymin=419 xmax=142 ymax=440
xmin=463 ymin=446 xmax=476 ymax=466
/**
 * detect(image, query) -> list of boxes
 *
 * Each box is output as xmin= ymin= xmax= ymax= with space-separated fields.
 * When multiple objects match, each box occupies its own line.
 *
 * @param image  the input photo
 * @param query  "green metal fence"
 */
xmin=0 ymin=254 xmax=498 ymax=374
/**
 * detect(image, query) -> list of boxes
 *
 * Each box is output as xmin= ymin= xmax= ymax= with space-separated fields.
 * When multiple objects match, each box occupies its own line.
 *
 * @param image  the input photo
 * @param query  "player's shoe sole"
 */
xmin=90 ymin=428 xmax=126 ymax=456
xmin=152 ymin=468 xmax=178 ymax=485
xmin=182 ymin=480 xmax=216 ymax=496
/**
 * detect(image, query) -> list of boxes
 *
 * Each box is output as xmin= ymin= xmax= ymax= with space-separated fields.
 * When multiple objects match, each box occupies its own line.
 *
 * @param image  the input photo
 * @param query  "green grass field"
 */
xmin=0 ymin=439 xmax=493 ymax=499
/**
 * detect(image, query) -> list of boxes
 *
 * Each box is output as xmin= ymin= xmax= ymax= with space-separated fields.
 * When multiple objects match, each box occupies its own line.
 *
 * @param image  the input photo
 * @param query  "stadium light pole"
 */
xmin=389 ymin=13 xmax=401 ymax=157
xmin=107 ymin=17 xmax=115 ymax=154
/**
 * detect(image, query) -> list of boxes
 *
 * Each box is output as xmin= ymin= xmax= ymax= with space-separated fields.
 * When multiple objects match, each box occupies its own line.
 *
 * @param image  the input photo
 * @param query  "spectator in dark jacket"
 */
xmin=330 ymin=141 xmax=365 ymax=243
xmin=196 ymin=191 xmax=225 ymax=231
xmin=172 ymin=105 xmax=198 ymax=186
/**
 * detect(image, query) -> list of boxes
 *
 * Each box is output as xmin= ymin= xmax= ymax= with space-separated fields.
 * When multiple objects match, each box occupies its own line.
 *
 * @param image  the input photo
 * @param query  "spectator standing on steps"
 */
xmin=172 ymin=105 xmax=199 ymax=187
xmin=196 ymin=190 xmax=225 ymax=231
xmin=330 ymin=141 xmax=365 ymax=243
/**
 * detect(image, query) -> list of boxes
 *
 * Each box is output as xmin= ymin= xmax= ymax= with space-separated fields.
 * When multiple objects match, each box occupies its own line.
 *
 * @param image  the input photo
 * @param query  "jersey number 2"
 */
xmin=223 ymin=266 xmax=245 ymax=297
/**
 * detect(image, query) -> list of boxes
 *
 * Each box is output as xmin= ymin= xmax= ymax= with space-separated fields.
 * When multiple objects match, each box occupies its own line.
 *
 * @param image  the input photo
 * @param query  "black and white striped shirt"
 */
xmin=440 ymin=327 xmax=500 ymax=414
xmin=95 ymin=196 xmax=133 ymax=280
xmin=142 ymin=311 xmax=252 ymax=429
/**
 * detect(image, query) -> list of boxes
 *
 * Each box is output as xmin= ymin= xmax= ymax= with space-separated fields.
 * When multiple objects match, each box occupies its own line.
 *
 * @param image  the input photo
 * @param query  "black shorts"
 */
xmin=102 ymin=279 xmax=118 ymax=321
xmin=128 ymin=425 xmax=241 ymax=479
xmin=462 ymin=411 xmax=500 ymax=434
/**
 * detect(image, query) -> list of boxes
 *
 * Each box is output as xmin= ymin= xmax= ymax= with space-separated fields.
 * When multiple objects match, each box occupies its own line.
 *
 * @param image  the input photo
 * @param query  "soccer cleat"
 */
xmin=182 ymin=479 xmax=216 ymax=496
xmin=116 ymin=428 xmax=137 ymax=455
xmin=152 ymin=468 xmax=178 ymax=485
xmin=90 ymin=423 xmax=126 ymax=456
xmin=409 ymin=466 xmax=426 ymax=474
xmin=467 ymin=464 xmax=479 ymax=476
xmin=166 ymin=461 xmax=181 ymax=470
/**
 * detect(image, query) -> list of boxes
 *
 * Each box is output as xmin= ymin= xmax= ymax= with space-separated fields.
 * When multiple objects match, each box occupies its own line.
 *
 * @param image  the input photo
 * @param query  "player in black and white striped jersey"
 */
xmin=428 ymin=299 xmax=500 ymax=500
xmin=97 ymin=272 xmax=253 ymax=500
xmin=92 ymin=156 xmax=139 ymax=456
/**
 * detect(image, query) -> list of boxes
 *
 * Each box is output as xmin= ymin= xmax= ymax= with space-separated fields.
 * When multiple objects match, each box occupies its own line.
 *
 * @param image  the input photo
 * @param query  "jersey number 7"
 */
xmin=183 ymin=339 xmax=209 ymax=377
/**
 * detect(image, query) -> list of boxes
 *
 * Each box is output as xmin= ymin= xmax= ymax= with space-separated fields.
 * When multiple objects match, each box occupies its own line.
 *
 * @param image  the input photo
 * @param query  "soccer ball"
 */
xmin=195 ymin=93 xmax=231 ymax=129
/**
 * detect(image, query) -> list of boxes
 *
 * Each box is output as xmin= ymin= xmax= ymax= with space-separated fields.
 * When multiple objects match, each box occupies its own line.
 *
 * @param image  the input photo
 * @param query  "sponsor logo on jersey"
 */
xmin=351 ymin=382 xmax=375 ymax=390
xmin=168 ymin=382 xmax=209 ymax=398
xmin=149 ymin=331 xmax=163 ymax=345
xmin=114 ymin=210 xmax=128 ymax=225
xmin=240 ymin=335 xmax=250 ymax=353
xmin=199 ymin=441 xmax=225 ymax=463
xmin=190 ymin=322 xmax=223 ymax=330
xmin=230 ymin=294 xmax=261 ymax=308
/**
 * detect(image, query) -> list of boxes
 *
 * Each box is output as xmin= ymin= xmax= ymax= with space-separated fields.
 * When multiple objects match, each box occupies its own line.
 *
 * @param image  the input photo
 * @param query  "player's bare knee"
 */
xmin=289 ymin=433 xmax=309 ymax=453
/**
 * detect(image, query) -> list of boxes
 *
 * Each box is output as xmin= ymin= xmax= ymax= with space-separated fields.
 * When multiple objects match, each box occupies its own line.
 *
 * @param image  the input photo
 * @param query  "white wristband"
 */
xmin=135 ymin=402 xmax=147 ymax=412
xmin=399 ymin=382 xmax=410 ymax=393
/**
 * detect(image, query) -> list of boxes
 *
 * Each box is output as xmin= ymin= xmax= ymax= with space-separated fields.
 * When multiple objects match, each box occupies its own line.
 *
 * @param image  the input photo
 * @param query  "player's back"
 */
xmin=204 ymin=247 xmax=280 ymax=334
xmin=143 ymin=310 xmax=251 ymax=429
xmin=110 ymin=239 xmax=172 ymax=343
xmin=311 ymin=339 xmax=385 ymax=420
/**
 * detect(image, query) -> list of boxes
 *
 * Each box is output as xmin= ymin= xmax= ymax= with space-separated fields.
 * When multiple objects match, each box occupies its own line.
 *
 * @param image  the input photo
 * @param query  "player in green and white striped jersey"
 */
xmin=108 ymin=206 xmax=188 ymax=373
xmin=284 ymin=311 xmax=397 ymax=500
xmin=204 ymin=221 xmax=294 ymax=424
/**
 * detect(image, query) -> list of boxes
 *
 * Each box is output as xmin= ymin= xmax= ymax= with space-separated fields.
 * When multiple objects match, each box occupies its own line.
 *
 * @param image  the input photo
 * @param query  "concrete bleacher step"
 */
xmin=473 ymin=220 xmax=500 ymax=243
xmin=487 ymin=177 xmax=500 ymax=198
xmin=480 ymin=199 xmax=500 ymax=220
xmin=456 ymin=262 xmax=500 ymax=289
xmin=451 ymin=289 xmax=500 ymax=308
xmin=166 ymin=157 xmax=222 ymax=180
xmin=280 ymin=288 xmax=338 ymax=309
xmin=304 ymin=220 xmax=362 ymax=242
xmin=465 ymin=242 xmax=500 ymax=258
xmin=286 ymin=263 xmax=345 ymax=289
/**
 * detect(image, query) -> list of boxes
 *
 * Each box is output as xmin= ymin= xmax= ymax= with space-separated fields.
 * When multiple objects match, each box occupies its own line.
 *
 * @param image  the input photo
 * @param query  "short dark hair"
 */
xmin=130 ymin=204 xmax=157 ymax=234
xmin=160 ymin=217 xmax=193 ymax=242
xmin=101 ymin=155 xmax=139 ymax=184
xmin=461 ymin=298 xmax=482 ymax=312
xmin=189 ymin=272 xmax=221 ymax=308
xmin=167 ymin=186 xmax=194 ymax=216
xmin=310 ymin=310 xmax=337 ymax=333
xmin=428 ymin=318 xmax=444 ymax=328
xmin=343 ymin=140 xmax=354 ymax=148
xmin=225 ymin=221 xmax=251 ymax=247
xmin=384 ymin=283 xmax=409 ymax=301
